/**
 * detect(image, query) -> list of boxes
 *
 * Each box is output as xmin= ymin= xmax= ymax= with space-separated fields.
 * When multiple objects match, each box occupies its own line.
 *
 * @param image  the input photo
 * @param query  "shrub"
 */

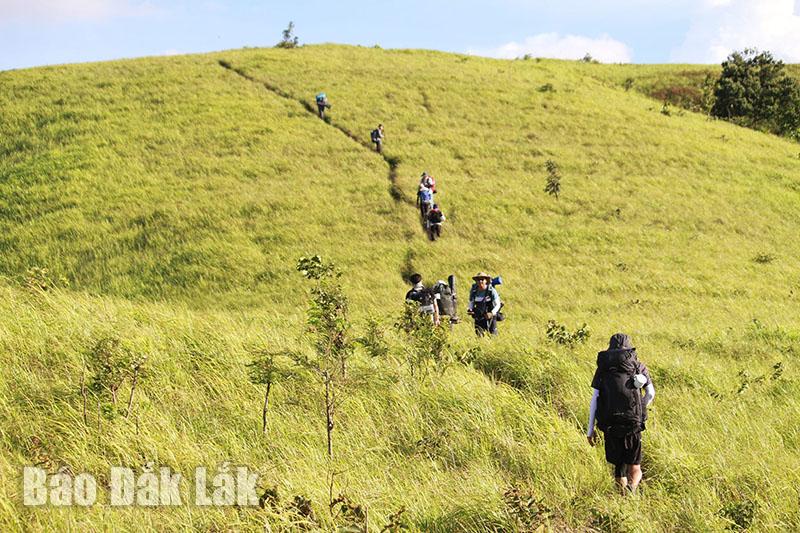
xmin=711 ymin=48 xmax=800 ymax=138
xmin=275 ymin=21 xmax=300 ymax=49
xmin=544 ymin=159 xmax=561 ymax=200
xmin=545 ymin=320 xmax=591 ymax=347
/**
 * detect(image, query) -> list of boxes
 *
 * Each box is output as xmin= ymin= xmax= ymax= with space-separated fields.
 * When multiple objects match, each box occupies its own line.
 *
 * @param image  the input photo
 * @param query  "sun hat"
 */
xmin=472 ymin=272 xmax=491 ymax=281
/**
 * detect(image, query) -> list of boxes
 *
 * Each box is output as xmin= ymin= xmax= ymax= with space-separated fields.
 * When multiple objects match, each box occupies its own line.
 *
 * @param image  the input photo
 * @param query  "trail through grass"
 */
xmin=1 ymin=45 xmax=800 ymax=531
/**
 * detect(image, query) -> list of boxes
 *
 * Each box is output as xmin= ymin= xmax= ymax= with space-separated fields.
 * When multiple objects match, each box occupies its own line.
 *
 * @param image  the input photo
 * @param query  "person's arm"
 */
xmin=587 ymin=388 xmax=600 ymax=442
xmin=643 ymin=383 xmax=655 ymax=407
xmin=490 ymin=289 xmax=502 ymax=315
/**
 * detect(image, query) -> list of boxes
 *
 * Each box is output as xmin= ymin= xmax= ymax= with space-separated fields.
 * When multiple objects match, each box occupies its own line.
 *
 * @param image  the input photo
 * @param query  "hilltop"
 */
xmin=1 ymin=44 xmax=799 ymax=531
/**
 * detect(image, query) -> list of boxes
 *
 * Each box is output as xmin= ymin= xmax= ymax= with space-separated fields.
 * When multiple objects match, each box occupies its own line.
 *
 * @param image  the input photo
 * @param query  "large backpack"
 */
xmin=432 ymin=280 xmax=455 ymax=317
xmin=316 ymin=93 xmax=327 ymax=105
xmin=595 ymin=350 xmax=643 ymax=437
xmin=406 ymin=287 xmax=434 ymax=308
xmin=371 ymin=129 xmax=380 ymax=142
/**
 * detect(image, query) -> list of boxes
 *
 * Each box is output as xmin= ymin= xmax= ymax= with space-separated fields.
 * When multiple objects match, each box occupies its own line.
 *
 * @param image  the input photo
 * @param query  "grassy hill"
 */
xmin=1 ymin=45 xmax=800 ymax=531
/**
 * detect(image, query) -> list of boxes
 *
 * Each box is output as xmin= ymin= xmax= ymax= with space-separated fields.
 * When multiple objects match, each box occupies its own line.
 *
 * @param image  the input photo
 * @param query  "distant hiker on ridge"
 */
xmin=426 ymin=203 xmax=445 ymax=240
xmin=371 ymin=124 xmax=385 ymax=153
xmin=587 ymin=333 xmax=655 ymax=495
xmin=315 ymin=92 xmax=331 ymax=119
xmin=420 ymin=171 xmax=436 ymax=193
xmin=417 ymin=183 xmax=433 ymax=219
xmin=467 ymin=272 xmax=502 ymax=337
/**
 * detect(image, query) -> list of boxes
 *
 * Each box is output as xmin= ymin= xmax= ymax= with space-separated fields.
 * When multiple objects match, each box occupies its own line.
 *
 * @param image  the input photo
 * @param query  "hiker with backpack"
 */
xmin=315 ymin=92 xmax=331 ymax=119
xmin=431 ymin=276 xmax=459 ymax=326
xmin=426 ymin=203 xmax=446 ymax=240
xmin=420 ymin=171 xmax=436 ymax=193
xmin=587 ymin=333 xmax=655 ymax=495
xmin=467 ymin=273 xmax=502 ymax=336
xmin=370 ymin=124 xmax=384 ymax=153
xmin=405 ymin=273 xmax=440 ymax=326
xmin=417 ymin=184 xmax=433 ymax=220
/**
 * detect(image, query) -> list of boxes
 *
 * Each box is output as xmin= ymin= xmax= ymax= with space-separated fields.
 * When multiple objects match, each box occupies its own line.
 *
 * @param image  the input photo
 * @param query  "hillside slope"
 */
xmin=1 ymin=45 xmax=800 ymax=531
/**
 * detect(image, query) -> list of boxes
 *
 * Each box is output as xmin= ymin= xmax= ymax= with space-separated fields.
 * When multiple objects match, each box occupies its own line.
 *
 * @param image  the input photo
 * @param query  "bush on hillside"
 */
xmin=275 ymin=21 xmax=300 ymax=49
xmin=711 ymin=49 xmax=800 ymax=139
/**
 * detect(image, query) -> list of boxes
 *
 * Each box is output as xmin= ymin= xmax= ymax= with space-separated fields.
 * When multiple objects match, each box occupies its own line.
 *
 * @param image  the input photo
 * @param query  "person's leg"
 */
xmin=627 ymin=464 xmax=642 ymax=492
xmin=488 ymin=315 xmax=498 ymax=335
xmin=474 ymin=318 xmax=486 ymax=337
xmin=613 ymin=463 xmax=628 ymax=495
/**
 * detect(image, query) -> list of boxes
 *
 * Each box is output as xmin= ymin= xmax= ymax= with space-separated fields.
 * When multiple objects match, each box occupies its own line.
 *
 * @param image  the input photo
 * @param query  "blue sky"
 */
xmin=2 ymin=1 xmax=800 ymax=71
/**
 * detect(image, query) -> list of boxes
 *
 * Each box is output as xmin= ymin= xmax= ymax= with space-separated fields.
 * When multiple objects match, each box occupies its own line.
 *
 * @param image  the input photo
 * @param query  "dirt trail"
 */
xmin=218 ymin=60 xmax=408 ymax=205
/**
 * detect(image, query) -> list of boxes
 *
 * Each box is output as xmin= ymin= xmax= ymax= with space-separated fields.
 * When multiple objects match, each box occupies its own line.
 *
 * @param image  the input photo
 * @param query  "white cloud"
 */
xmin=0 ymin=0 xmax=159 ymax=24
xmin=468 ymin=32 xmax=633 ymax=63
xmin=672 ymin=0 xmax=800 ymax=63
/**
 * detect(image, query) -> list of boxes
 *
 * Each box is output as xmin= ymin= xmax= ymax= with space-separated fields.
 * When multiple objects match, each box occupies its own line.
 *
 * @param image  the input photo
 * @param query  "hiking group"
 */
xmin=311 ymin=93 xmax=448 ymax=241
xmin=406 ymin=272 xmax=503 ymax=337
xmin=407 ymin=275 xmax=655 ymax=494
xmin=416 ymin=172 xmax=447 ymax=241
xmin=316 ymin=93 xmax=654 ymax=494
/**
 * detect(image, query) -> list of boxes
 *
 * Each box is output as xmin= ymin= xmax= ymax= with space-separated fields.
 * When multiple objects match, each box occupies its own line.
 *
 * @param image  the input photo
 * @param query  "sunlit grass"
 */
xmin=1 ymin=45 xmax=799 ymax=531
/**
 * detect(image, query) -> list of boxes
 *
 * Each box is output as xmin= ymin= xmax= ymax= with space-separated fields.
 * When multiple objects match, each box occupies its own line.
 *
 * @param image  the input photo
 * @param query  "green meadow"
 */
xmin=1 ymin=44 xmax=800 ymax=531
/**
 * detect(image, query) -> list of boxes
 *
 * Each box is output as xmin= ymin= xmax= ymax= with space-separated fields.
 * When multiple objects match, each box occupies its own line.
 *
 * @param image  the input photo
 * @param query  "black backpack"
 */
xmin=371 ymin=129 xmax=380 ymax=142
xmin=406 ymin=287 xmax=434 ymax=307
xmin=432 ymin=280 xmax=455 ymax=316
xmin=595 ymin=350 xmax=643 ymax=437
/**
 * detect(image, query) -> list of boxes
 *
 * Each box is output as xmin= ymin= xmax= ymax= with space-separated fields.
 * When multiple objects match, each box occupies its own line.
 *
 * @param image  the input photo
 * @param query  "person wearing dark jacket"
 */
xmin=405 ymin=273 xmax=440 ymax=325
xmin=467 ymin=272 xmax=501 ymax=336
xmin=587 ymin=333 xmax=655 ymax=495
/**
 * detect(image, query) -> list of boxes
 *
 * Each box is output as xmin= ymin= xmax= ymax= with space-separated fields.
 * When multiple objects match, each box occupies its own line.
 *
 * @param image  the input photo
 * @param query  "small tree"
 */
xmin=87 ymin=336 xmax=134 ymax=413
xmin=395 ymin=302 xmax=451 ymax=378
xmin=276 ymin=21 xmax=300 ymax=49
xmin=544 ymin=159 xmax=561 ymax=200
xmin=246 ymin=348 xmax=293 ymax=433
xmin=294 ymin=255 xmax=354 ymax=460
xmin=711 ymin=48 xmax=800 ymax=138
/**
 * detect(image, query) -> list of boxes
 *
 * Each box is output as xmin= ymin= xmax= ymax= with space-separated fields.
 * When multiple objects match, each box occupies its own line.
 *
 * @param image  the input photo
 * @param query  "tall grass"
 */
xmin=1 ymin=45 xmax=800 ymax=530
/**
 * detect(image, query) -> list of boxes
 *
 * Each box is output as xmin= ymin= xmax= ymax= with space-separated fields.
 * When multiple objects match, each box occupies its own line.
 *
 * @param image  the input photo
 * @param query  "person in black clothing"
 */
xmin=426 ymin=204 xmax=445 ymax=239
xmin=587 ymin=333 xmax=655 ymax=495
xmin=405 ymin=273 xmax=440 ymax=325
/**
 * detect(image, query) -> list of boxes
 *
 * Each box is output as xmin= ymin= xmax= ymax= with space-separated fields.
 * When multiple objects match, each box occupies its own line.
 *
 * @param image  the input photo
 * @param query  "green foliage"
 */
xmin=276 ymin=21 xmax=300 ymax=49
xmin=502 ymin=485 xmax=552 ymax=530
xmin=711 ymin=49 xmax=800 ymax=138
xmin=580 ymin=53 xmax=599 ymax=64
xmin=720 ymin=497 xmax=758 ymax=530
xmin=544 ymin=159 xmax=561 ymax=199
xmin=85 ymin=335 xmax=141 ymax=417
xmin=24 ymin=266 xmax=67 ymax=293
xmin=246 ymin=347 xmax=293 ymax=386
xmin=545 ymin=320 xmax=591 ymax=347
xmin=752 ymin=252 xmax=776 ymax=264
xmin=355 ymin=316 xmax=390 ymax=358
xmin=395 ymin=302 xmax=452 ymax=377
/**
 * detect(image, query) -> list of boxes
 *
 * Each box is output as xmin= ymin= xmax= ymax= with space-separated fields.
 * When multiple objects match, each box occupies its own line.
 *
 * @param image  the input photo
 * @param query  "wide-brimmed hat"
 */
xmin=472 ymin=272 xmax=491 ymax=281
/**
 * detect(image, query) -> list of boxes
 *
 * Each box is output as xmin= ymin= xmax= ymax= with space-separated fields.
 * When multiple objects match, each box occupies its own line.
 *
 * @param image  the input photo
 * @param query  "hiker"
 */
xmin=587 ymin=333 xmax=655 ymax=495
xmin=315 ymin=92 xmax=330 ymax=119
xmin=426 ymin=203 xmax=445 ymax=240
xmin=417 ymin=184 xmax=433 ymax=219
xmin=371 ymin=124 xmax=385 ymax=153
xmin=432 ymin=276 xmax=459 ymax=325
xmin=420 ymin=171 xmax=436 ymax=193
xmin=405 ymin=273 xmax=440 ymax=325
xmin=467 ymin=272 xmax=502 ymax=336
